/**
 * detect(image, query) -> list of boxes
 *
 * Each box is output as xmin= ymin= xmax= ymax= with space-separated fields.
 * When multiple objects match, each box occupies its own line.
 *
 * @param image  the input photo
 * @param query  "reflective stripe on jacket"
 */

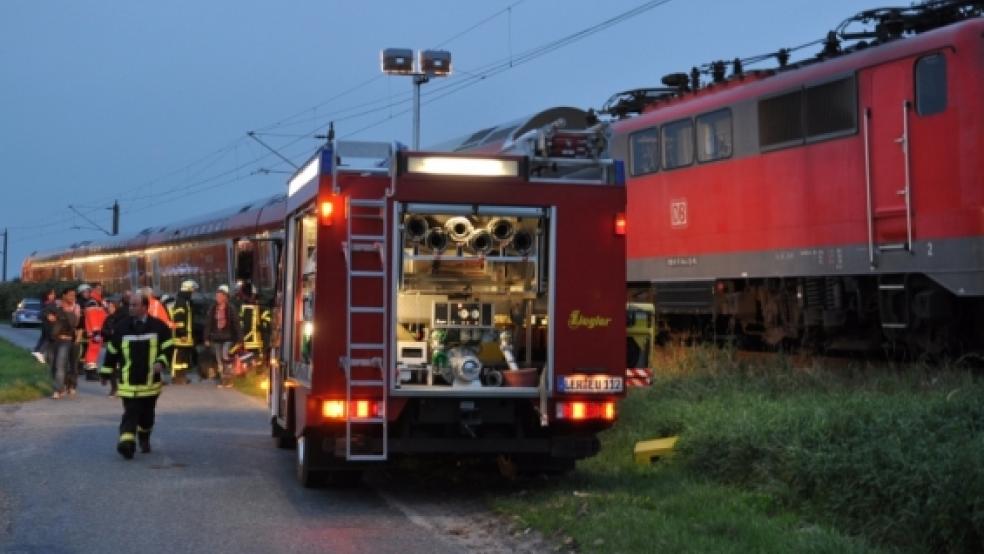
xmin=240 ymin=303 xmax=262 ymax=350
xmin=102 ymin=315 xmax=173 ymax=398
xmin=170 ymin=295 xmax=194 ymax=347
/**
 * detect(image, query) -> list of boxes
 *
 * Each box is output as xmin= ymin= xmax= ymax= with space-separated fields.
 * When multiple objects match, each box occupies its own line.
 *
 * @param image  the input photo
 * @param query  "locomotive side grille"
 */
xmin=654 ymin=281 xmax=714 ymax=314
xmin=824 ymin=277 xmax=841 ymax=310
xmin=803 ymin=278 xmax=824 ymax=308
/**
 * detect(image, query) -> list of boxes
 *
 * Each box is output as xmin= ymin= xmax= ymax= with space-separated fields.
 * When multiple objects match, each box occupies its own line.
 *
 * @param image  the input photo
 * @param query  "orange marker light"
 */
xmin=356 ymin=400 xmax=370 ymax=419
xmin=320 ymin=198 xmax=334 ymax=226
xmin=615 ymin=212 xmax=627 ymax=236
xmin=604 ymin=401 xmax=616 ymax=421
xmin=571 ymin=402 xmax=587 ymax=421
xmin=322 ymin=400 xmax=345 ymax=419
xmin=259 ymin=378 xmax=269 ymax=392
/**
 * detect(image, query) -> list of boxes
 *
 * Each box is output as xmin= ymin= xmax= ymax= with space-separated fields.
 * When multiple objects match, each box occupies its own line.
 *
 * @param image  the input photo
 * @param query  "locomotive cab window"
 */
xmin=661 ymin=118 xmax=694 ymax=169
xmin=629 ymin=127 xmax=660 ymax=176
xmin=696 ymin=109 xmax=732 ymax=162
xmin=805 ymin=75 xmax=857 ymax=139
xmin=915 ymin=54 xmax=947 ymax=116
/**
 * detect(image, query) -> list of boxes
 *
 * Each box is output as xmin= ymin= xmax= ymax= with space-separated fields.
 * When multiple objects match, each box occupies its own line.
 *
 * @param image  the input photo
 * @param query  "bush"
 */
xmin=0 ymin=279 xmax=81 ymax=321
xmin=643 ymin=348 xmax=984 ymax=553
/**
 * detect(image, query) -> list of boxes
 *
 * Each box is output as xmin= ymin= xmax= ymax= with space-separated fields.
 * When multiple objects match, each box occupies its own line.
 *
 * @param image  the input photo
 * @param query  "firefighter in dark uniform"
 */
xmin=102 ymin=292 xmax=173 ymax=459
xmin=237 ymin=283 xmax=265 ymax=371
xmin=169 ymin=280 xmax=198 ymax=384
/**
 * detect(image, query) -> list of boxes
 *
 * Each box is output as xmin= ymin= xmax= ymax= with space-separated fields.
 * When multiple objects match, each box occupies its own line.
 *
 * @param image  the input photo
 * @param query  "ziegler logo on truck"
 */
xmin=567 ymin=310 xmax=612 ymax=330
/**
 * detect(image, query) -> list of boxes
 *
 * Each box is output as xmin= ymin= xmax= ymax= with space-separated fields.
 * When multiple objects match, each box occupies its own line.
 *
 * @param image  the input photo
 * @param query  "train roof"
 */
xmin=27 ymin=193 xmax=286 ymax=264
xmin=612 ymin=11 xmax=984 ymax=134
xmin=427 ymin=106 xmax=593 ymax=154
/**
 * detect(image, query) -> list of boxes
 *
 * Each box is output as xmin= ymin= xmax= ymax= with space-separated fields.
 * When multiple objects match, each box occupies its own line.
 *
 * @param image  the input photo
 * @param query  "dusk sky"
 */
xmin=1 ymin=0 xmax=879 ymax=276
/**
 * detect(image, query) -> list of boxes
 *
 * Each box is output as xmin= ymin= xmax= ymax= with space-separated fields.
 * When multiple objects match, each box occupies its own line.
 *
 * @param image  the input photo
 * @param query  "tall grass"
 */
xmin=636 ymin=346 xmax=984 ymax=552
xmin=0 ymin=337 xmax=51 ymax=403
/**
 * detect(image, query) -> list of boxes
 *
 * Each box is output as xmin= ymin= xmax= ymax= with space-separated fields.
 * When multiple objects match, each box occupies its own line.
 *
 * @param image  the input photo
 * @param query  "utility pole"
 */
xmin=1 ymin=228 xmax=7 ymax=282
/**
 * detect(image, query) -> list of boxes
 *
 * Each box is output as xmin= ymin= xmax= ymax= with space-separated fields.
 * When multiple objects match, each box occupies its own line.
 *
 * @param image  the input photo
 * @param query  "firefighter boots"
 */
xmin=117 ymin=442 xmax=135 ymax=460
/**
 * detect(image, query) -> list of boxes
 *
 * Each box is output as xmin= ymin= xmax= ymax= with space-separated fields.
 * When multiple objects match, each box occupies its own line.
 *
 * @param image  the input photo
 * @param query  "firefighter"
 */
xmin=82 ymin=283 xmax=107 ymax=381
xmin=102 ymin=292 xmax=173 ymax=459
xmin=99 ymin=293 xmax=129 ymax=397
xmin=169 ymin=280 xmax=198 ymax=384
xmin=141 ymin=286 xmax=174 ymax=329
xmin=237 ymin=282 xmax=264 ymax=372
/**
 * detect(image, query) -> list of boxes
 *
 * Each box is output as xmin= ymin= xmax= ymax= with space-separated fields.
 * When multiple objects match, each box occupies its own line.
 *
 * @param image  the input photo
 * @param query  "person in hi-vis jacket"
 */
xmin=102 ymin=292 xmax=173 ymax=459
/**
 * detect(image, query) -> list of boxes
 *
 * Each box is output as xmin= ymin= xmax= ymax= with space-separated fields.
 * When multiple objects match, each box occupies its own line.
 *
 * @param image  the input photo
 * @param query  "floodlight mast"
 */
xmin=381 ymin=48 xmax=452 ymax=149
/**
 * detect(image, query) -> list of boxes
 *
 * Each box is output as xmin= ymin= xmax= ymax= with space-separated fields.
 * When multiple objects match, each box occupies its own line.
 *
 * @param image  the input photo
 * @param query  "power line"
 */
xmin=433 ymin=0 xmax=526 ymax=48
xmin=14 ymin=1 xmax=672 ymax=247
xmin=342 ymin=0 xmax=675 ymax=137
xmin=9 ymin=2 xmax=534 ymax=236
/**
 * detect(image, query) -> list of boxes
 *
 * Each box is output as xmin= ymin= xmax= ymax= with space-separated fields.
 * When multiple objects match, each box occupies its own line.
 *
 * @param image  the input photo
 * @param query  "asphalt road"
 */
xmin=0 ymin=324 xmax=538 ymax=554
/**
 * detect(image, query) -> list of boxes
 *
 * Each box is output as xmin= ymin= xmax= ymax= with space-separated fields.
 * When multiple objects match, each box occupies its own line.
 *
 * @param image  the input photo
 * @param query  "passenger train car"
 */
xmin=606 ymin=2 xmax=984 ymax=353
xmin=21 ymin=194 xmax=286 ymax=300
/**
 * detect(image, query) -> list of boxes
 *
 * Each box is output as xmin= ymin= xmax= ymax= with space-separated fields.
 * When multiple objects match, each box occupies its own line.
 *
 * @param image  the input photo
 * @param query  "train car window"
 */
xmin=661 ymin=119 xmax=694 ymax=170
xmin=758 ymin=90 xmax=803 ymax=149
xmin=629 ymin=127 xmax=660 ymax=175
xmin=915 ymin=54 xmax=947 ymax=116
xmin=805 ymin=76 xmax=857 ymax=138
xmin=696 ymin=109 xmax=733 ymax=162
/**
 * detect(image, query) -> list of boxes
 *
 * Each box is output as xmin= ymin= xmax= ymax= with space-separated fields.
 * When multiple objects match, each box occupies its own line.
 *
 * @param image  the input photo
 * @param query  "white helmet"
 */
xmin=217 ymin=284 xmax=230 ymax=295
xmin=180 ymin=280 xmax=199 ymax=292
xmin=77 ymin=283 xmax=92 ymax=294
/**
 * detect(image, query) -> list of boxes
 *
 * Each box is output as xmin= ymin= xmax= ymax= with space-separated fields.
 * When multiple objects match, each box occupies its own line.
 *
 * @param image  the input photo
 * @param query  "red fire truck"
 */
xmin=270 ymin=128 xmax=626 ymax=485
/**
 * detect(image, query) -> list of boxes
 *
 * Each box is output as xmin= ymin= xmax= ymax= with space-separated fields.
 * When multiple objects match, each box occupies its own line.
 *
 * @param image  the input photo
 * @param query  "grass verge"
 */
xmin=0 ymin=337 xmax=51 ymax=403
xmin=493 ymin=347 xmax=984 ymax=553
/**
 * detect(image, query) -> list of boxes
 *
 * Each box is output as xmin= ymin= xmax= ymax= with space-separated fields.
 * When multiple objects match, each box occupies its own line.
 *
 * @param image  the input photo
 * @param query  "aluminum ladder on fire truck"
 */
xmin=342 ymin=196 xmax=388 ymax=462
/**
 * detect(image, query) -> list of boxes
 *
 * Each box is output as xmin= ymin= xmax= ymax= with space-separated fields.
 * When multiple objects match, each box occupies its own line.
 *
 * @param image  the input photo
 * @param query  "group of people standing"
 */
xmin=34 ymin=283 xmax=117 ymax=398
xmin=33 ymin=279 xmax=272 ymax=395
xmin=29 ymin=279 xmax=272 ymax=459
xmin=165 ymin=280 xmax=271 ymax=387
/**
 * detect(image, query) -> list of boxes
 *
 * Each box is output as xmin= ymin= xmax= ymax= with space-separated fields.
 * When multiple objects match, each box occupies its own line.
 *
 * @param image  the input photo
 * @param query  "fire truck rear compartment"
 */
xmin=392 ymin=204 xmax=552 ymax=395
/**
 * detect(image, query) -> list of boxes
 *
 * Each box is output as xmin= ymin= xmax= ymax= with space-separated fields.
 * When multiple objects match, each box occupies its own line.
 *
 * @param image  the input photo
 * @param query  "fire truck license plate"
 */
xmin=559 ymin=375 xmax=623 ymax=393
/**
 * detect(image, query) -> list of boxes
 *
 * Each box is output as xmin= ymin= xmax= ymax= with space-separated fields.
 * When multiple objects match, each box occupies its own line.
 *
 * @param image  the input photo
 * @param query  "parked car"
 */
xmin=11 ymin=299 xmax=42 ymax=328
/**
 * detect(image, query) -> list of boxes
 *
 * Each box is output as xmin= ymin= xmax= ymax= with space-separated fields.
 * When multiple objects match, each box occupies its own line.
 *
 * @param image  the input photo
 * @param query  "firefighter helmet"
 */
xmin=77 ymin=283 xmax=91 ymax=294
xmin=180 ymin=280 xmax=199 ymax=292
xmin=217 ymin=284 xmax=230 ymax=295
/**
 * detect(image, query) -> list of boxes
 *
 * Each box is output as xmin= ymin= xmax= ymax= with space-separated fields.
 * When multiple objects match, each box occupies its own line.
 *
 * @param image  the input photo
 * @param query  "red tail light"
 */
xmin=321 ymin=399 xmax=383 ymax=420
xmin=615 ymin=212 xmax=626 ymax=236
xmin=555 ymin=401 xmax=616 ymax=422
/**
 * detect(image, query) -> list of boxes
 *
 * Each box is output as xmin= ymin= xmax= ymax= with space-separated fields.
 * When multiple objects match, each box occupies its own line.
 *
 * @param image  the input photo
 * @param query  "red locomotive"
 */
xmin=605 ymin=1 xmax=984 ymax=353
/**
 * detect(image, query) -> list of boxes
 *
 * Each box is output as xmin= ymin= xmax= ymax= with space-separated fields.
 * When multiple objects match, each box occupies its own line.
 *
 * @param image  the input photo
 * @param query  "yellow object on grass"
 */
xmin=634 ymin=436 xmax=678 ymax=465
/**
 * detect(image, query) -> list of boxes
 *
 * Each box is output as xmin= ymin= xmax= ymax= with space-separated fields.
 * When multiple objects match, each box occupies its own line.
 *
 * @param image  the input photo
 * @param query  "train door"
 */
xmin=234 ymin=239 xmax=256 ymax=287
xmin=128 ymin=257 xmax=138 ymax=289
xmin=863 ymin=60 xmax=917 ymax=254
xmin=150 ymin=254 xmax=161 ymax=292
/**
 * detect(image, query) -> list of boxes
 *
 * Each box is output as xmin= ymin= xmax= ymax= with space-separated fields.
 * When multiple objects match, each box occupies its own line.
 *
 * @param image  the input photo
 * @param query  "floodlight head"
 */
xmin=381 ymin=48 xmax=414 ymax=74
xmin=420 ymin=49 xmax=452 ymax=76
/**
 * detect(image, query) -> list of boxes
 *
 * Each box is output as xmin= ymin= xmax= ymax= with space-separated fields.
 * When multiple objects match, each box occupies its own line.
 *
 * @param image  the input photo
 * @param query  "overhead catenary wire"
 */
xmin=13 ymin=0 xmax=674 ymax=248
